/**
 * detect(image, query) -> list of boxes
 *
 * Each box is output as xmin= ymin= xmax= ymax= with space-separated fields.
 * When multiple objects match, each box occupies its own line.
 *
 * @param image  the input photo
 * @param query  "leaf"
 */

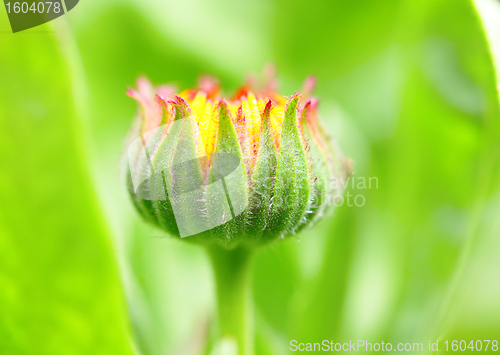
xmin=72 ymin=6 xmax=225 ymax=354
xmin=252 ymin=240 xmax=301 ymax=334
xmin=474 ymin=0 xmax=500 ymax=85
xmin=0 ymin=20 xmax=134 ymax=355
xmin=260 ymin=0 xmax=500 ymax=346
xmin=379 ymin=0 xmax=500 ymax=342
xmin=271 ymin=0 xmax=401 ymax=83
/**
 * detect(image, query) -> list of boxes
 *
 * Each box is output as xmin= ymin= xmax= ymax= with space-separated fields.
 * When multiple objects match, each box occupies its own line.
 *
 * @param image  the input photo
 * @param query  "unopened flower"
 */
xmin=125 ymin=75 xmax=348 ymax=248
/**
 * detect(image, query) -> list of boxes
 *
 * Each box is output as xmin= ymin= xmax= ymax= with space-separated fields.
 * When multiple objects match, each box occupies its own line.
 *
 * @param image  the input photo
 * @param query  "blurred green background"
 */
xmin=1 ymin=0 xmax=500 ymax=354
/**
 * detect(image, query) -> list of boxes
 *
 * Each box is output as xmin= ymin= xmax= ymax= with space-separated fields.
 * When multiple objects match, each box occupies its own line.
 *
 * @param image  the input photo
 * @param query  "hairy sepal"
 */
xmin=268 ymin=95 xmax=311 ymax=238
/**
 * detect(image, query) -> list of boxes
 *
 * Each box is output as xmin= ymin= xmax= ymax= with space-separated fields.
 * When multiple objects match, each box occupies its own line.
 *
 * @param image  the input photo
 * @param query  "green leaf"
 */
xmin=271 ymin=0 xmax=400 ymax=85
xmin=72 ymin=7 xmax=224 ymax=353
xmin=252 ymin=240 xmax=301 ymax=334
xmin=290 ymin=206 xmax=357 ymax=342
xmin=259 ymin=0 xmax=500 ymax=346
xmin=0 ymin=21 xmax=133 ymax=355
xmin=380 ymin=0 xmax=500 ymax=342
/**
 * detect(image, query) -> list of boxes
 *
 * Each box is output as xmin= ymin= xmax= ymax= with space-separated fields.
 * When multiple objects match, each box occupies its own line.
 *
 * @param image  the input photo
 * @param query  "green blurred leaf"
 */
xmin=254 ymin=0 xmax=500 ymax=349
xmin=271 ymin=0 xmax=400 ymax=85
xmin=0 ymin=18 xmax=134 ymax=355
xmin=72 ymin=6 xmax=222 ymax=354
xmin=380 ymin=0 xmax=500 ymax=342
xmin=252 ymin=240 xmax=301 ymax=334
xmin=36 ymin=0 xmax=500 ymax=353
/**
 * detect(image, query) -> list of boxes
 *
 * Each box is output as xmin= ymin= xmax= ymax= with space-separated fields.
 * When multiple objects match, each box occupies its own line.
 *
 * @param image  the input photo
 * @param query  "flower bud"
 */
xmin=125 ymin=75 xmax=348 ymax=248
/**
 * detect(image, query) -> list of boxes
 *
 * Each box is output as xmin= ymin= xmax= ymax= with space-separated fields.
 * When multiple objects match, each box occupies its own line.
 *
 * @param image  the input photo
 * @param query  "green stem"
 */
xmin=206 ymin=244 xmax=254 ymax=355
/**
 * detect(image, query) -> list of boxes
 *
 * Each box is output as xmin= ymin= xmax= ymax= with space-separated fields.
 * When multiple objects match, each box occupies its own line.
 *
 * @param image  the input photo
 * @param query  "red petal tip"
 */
xmin=244 ymin=73 xmax=258 ymax=90
xmin=127 ymin=88 xmax=148 ymax=106
xmin=303 ymin=76 xmax=316 ymax=90
xmin=167 ymin=95 xmax=192 ymax=118
xmin=198 ymin=75 xmax=219 ymax=99
xmin=168 ymin=95 xmax=188 ymax=106
xmin=263 ymin=63 xmax=277 ymax=78
xmin=136 ymin=76 xmax=155 ymax=97
xmin=155 ymin=94 xmax=168 ymax=107
xmin=218 ymin=98 xmax=229 ymax=110
xmin=126 ymin=88 xmax=137 ymax=97
xmin=156 ymin=85 xmax=176 ymax=99
xmin=264 ymin=99 xmax=273 ymax=113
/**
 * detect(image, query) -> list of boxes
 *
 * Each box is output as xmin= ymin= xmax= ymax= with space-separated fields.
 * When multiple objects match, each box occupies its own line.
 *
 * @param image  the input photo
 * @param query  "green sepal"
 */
xmin=207 ymin=101 xmax=249 ymax=245
xmin=126 ymin=166 xmax=162 ymax=228
xmin=295 ymin=100 xmax=331 ymax=231
xmin=267 ymin=95 xmax=311 ymax=237
xmin=150 ymin=96 xmax=205 ymax=238
xmin=248 ymin=100 xmax=277 ymax=237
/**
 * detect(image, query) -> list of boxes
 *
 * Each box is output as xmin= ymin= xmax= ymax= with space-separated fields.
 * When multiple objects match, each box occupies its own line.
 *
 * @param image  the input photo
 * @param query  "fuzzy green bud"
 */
xmin=125 ymin=76 xmax=349 ymax=248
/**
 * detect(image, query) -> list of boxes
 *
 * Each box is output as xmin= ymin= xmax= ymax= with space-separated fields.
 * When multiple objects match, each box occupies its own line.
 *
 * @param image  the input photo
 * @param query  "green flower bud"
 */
xmin=125 ymin=76 xmax=348 ymax=248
